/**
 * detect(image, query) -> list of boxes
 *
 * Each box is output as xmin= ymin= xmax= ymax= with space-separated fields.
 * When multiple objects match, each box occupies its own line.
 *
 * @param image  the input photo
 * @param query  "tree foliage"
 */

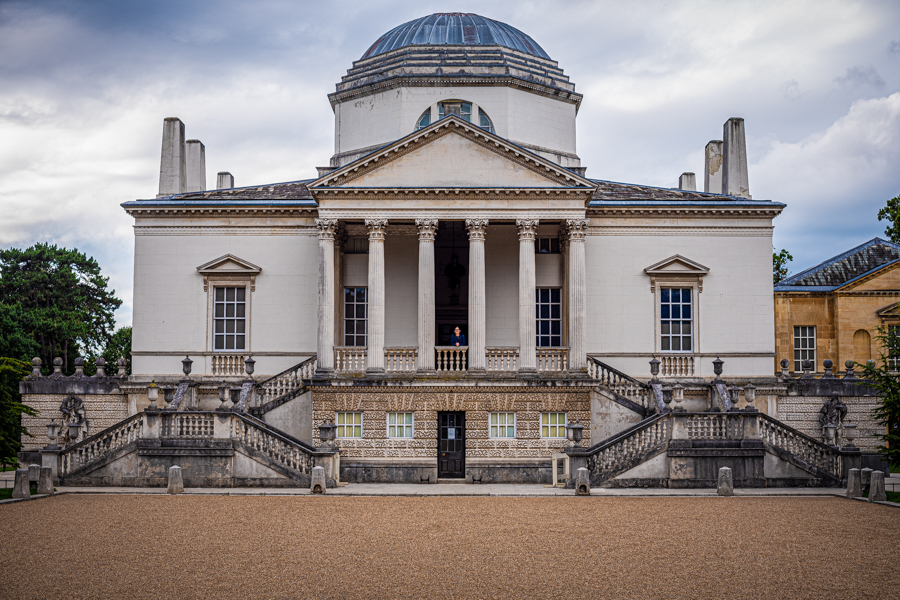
xmin=773 ymin=247 xmax=793 ymax=284
xmin=101 ymin=326 xmax=132 ymax=376
xmin=0 ymin=243 xmax=122 ymax=371
xmin=0 ymin=358 xmax=36 ymax=467
xmin=858 ymin=326 xmax=900 ymax=469
xmin=877 ymin=194 xmax=900 ymax=244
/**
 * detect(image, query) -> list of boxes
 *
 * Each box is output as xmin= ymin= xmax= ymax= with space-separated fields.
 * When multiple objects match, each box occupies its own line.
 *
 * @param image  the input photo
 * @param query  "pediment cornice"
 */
xmin=310 ymin=115 xmax=595 ymax=191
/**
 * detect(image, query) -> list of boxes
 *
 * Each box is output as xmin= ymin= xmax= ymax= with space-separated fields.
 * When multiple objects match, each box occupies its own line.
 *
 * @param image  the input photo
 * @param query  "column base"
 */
xmin=466 ymin=368 xmax=487 ymax=378
xmin=566 ymin=368 xmax=589 ymax=379
xmin=517 ymin=368 xmax=538 ymax=380
xmin=365 ymin=368 xmax=386 ymax=376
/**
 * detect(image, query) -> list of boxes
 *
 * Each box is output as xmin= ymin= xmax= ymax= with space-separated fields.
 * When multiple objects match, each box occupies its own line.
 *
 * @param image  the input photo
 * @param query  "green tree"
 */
xmin=877 ymin=194 xmax=900 ymax=244
xmin=858 ymin=326 xmax=900 ymax=469
xmin=773 ymin=247 xmax=793 ymax=284
xmin=0 ymin=243 xmax=122 ymax=372
xmin=101 ymin=326 xmax=132 ymax=376
xmin=0 ymin=358 xmax=36 ymax=468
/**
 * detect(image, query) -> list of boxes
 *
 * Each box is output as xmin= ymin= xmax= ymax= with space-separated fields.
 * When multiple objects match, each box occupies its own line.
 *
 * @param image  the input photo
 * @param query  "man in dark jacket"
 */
xmin=450 ymin=326 xmax=466 ymax=346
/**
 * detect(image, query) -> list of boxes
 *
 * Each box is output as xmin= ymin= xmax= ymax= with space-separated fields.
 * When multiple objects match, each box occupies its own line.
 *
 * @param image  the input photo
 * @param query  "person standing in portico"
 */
xmin=450 ymin=327 xmax=466 ymax=347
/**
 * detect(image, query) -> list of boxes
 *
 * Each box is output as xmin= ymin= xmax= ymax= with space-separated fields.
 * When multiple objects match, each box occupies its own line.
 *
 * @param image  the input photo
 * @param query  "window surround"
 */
xmin=644 ymin=255 xmax=708 ymax=355
xmin=541 ymin=412 xmax=567 ymax=439
xmin=336 ymin=412 xmax=363 ymax=438
xmin=489 ymin=412 xmax=517 ymax=439
xmin=387 ymin=412 xmax=415 ymax=438
xmin=197 ymin=254 xmax=261 ymax=353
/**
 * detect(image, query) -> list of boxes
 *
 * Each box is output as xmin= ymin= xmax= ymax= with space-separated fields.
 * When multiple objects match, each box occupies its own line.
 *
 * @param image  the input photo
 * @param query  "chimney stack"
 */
xmin=216 ymin=172 xmax=234 ymax=190
xmin=678 ymin=172 xmax=696 ymax=191
xmin=722 ymin=118 xmax=750 ymax=198
xmin=185 ymin=140 xmax=206 ymax=192
xmin=704 ymin=140 xmax=723 ymax=194
xmin=158 ymin=117 xmax=186 ymax=197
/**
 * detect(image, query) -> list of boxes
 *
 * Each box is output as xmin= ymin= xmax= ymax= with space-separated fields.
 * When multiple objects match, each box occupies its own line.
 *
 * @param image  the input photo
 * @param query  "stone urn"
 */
xmin=319 ymin=419 xmax=337 ymax=448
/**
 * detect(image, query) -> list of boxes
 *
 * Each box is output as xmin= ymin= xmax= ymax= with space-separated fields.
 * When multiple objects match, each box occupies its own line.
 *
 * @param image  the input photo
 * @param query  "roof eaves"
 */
xmin=778 ymin=237 xmax=900 ymax=286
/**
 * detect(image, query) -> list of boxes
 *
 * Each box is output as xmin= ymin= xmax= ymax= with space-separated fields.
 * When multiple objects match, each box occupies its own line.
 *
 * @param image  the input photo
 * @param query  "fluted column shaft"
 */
xmin=517 ymin=219 xmax=539 ymax=373
xmin=466 ymin=219 xmax=489 ymax=372
xmin=315 ymin=219 xmax=338 ymax=372
xmin=416 ymin=219 xmax=438 ymax=372
xmin=566 ymin=219 xmax=588 ymax=372
xmin=365 ymin=219 xmax=387 ymax=373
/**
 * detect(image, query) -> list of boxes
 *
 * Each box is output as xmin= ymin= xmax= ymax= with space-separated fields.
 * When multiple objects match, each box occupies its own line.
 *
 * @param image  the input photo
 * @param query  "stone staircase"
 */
xmin=250 ymin=356 xmax=316 ymax=417
xmin=587 ymin=357 xmax=656 ymax=417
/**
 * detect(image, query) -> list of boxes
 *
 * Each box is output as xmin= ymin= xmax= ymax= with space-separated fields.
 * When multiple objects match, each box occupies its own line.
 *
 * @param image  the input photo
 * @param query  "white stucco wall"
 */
xmin=131 ymin=223 xmax=318 ymax=377
xmin=384 ymin=234 xmax=419 ymax=346
xmin=334 ymin=86 xmax=578 ymax=166
xmin=484 ymin=224 xmax=519 ymax=346
xmin=584 ymin=217 xmax=776 ymax=377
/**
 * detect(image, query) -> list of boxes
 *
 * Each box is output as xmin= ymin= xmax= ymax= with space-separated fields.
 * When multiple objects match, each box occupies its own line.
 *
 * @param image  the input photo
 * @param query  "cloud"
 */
xmin=890 ymin=40 xmax=900 ymax=53
xmin=835 ymin=64 xmax=886 ymax=88
xmin=781 ymin=80 xmax=802 ymax=101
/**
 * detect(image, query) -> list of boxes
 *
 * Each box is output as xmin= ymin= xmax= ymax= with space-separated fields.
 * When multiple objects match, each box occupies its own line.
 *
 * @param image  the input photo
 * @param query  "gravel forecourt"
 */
xmin=0 ymin=494 xmax=896 ymax=599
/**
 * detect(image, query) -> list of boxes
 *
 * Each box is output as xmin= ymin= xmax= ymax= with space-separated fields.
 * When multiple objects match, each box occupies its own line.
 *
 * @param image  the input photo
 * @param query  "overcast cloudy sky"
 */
xmin=1 ymin=0 xmax=899 ymax=326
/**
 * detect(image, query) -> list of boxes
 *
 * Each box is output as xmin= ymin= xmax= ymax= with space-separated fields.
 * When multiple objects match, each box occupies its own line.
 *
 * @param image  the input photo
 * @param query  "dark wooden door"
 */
xmin=438 ymin=412 xmax=465 ymax=478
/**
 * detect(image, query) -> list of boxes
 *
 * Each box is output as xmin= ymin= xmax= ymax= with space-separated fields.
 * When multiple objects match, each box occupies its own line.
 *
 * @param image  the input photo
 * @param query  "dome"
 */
xmin=362 ymin=13 xmax=551 ymax=60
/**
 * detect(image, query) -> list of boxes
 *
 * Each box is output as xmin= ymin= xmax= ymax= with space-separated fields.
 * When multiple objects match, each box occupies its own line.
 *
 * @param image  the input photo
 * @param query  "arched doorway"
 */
xmin=853 ymin=329 xmax=871 ymax=364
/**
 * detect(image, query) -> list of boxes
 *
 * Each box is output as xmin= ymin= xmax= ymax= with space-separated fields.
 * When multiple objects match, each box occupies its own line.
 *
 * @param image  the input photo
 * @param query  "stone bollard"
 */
xmin=311 ymin=466 xmax=326 ymax=494
xmin=861 ymin=467 xmax=873 ymax=492
xmin=717 ymin=467 xmax=734 ymax=496
xmin=575 ymin=467 xmax=590 ymax=496
xmin=167 ymin=465 xmax=184 ymax=495
xmin=37 ymin=466 xmax=54 ymax=496
xmin=12 ymin=468 xmax=31 ymax=500
xmin=28 ymin=463 xmax=40 ymax=485
xmin=846 ymin=468 xmax=862 ymax=498
xmin=869 ymin=471 xmax=887 ymax=503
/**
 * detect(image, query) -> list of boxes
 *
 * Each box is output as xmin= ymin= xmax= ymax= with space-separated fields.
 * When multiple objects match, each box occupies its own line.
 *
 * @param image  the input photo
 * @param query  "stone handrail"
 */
xmin=59 ymin=413 xmax=144 ymax=476
xmin=683 ymin=413 xmax=743 ymax=440
xmin=257 ymin=356 xmax=316 ymax=406
xmin=211 ymin=354 xmax=247 ymax=376
xmin=230 ymin=413 xmax=334 ymax=480
xmin=335 ymin=347 xmax=366 ymax=373
xmin=385 ymin=347 xmax=417 ymax=372
xmin=436 ymin=346 xmax=468 ymax=373
xmin=486 ymin=347 xmax=518 ymax=371
xmin=537 ymin=347 xmax=568 ymax=372
xmin=587 ymin=357 xmax=652 ymax=411
xmin=570 ymin=413 xmax=672 ymax=483
xmin=661 ymin=355 xmax=694 ymax=377
xmin=758 ymin=413 xmax=843 ymax=480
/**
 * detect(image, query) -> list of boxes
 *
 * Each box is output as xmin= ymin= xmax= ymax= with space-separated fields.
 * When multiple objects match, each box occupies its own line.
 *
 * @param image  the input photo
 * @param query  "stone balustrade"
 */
xmin=334 ymin=347 xmax=367 ymax=373
xmin=384 ymin=347 xmax=417 ymax=372
xmin=536 ymin=347 xmax=568 ymax=372
xmin=436 ymin=346 xmax=468 ymax=373
xmin=661 ymin=355 xmax=694 ymax=377
xmin=486 ymin=347 xmax=518 ymax=371
xmin=587 ymin=357 xmax=652 ymax=411
xmin=211 ymin=354 xmax=246 ymax=376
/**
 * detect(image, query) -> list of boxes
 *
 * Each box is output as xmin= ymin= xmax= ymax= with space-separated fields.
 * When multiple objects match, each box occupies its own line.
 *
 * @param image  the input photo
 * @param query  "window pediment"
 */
xmin=644 ymin=255 xmax=709 ymax=293
xmin=197 ymin=254 xmax=262 ymax=291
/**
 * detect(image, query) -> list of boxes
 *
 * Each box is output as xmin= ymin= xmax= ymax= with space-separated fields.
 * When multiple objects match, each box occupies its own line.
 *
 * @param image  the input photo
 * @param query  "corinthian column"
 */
xmin=365 ymin=218 xmax=388 ymax=373
xmin=465 ymin=219 xmax=489 ymax=373
xmin=416 ymin=218 xmax=439 ymax=372
xmin=566 ymin=219 xmax=589 ymax=373
xmin=315 ymin=218 xmax=338 ymax=373
xmin=516 ymin=219 xmax=539 ymax=374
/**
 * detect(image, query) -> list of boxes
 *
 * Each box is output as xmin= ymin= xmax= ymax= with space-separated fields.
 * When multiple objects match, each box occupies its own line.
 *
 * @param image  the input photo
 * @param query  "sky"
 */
xmin=1 ymin=0 xmax=899 ymax=327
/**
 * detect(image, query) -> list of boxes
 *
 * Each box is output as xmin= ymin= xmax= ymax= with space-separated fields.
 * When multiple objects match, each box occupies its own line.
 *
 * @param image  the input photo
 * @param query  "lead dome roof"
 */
xmin=362 ymin=13 xmax=551 ymax=60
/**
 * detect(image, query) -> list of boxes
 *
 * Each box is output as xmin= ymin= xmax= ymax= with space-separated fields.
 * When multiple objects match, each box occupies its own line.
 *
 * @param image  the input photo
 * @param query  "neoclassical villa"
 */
xmin=21 ymin=13 xmax=883 ymax=489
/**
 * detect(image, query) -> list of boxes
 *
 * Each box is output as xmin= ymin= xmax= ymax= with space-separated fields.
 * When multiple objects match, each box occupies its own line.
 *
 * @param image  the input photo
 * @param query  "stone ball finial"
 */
xmin=74 ymin=357 xmax=84 ymax=366
xmin=823 ymin=359 xmax=833 ymax=370
xmin=866 ymin=360 xmax=875 ymax=369
xmin=845 ymin=359 xmax=855 ymax=370
xmin=53 ymin=357 xmax=63 ymax=366
xmin=30 ymin=358 xmax=42 ymax=378
xmin=116 ymin=357 xmax=127 ymax=377
xmin=780 ymin=358 xmax=790 ymax=368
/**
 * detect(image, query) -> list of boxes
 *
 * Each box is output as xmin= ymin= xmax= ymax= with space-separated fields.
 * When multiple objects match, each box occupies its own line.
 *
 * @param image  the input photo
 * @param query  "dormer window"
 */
xmin=416 ymin=100 xmax=494 ymax=133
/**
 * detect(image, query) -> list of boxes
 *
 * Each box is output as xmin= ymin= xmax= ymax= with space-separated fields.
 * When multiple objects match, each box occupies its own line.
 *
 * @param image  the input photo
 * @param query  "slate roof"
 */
xmin=588 ymin=179 xmax=785 ymax=207
xmin=775 ymin=237 xmax=900 ymax=292
xmin=362 ymin=13 xmax=550 ymax=60
xmin=122 ymin=180 xmax=316 ymax=207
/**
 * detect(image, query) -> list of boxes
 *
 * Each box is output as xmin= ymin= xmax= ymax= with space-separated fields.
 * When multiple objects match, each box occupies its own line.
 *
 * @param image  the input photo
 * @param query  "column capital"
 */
xmin=315 ymin=218 xmax=339 ymax=240
xmin=465 ymin=218 xmax=489 ymax=240
xmin=365 ymin=218 xmax=388 ymax=240
xmin=565 ymin=219 xmax=589 ymax=240
xmin=516 ymin=218 xmax=540 ymax=240
xmin=415 ymin=218 xmax=439 ymax=241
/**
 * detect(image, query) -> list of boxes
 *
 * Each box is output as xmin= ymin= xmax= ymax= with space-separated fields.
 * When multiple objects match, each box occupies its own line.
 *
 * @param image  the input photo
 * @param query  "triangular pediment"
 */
xmin=876 ymin=302 xmax=900 ymax=317
xmin=310 ymin=115 xmax=594 ymax=190
xmin=196 ymin=254 xmax=261 ymax=275
xmin=644 ymin=255 xmax=710 ymax=275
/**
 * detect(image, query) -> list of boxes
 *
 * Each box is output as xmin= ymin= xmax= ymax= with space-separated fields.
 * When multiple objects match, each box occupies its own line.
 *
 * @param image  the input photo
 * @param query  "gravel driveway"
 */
xmin=0 ymin=495 xmax=895 ymax=599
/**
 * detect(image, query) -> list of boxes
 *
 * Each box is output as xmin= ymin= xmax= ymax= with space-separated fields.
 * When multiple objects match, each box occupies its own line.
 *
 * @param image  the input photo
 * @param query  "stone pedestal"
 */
xmin=466 ymin=219 xmax=489 ymax=372
xmin=37 ymin=466 xmax=54 ymax=495
xmin=167 ymin=465 xmax=184 ymax=494
xmin=717 ymin=466 xmax=734 ymax=496
xmin=311 ymin=465 xmax=326 ymax=494
xmin=868 ymin=471 xmax=887 ymax=503
xmin=846 ymin=468 xmax=862 ymax=498
xmin=516 ymin=219 xmax=538 ymax=374
xmin=575 ymin=467 xmax=590 ymax=496
xmin=416 ymin=219 xmax=438 ymax=372
xmin=12 ymin=468 xmax=30 ymax=500
xmin=366 ymin=219 xmax=387 ymax=373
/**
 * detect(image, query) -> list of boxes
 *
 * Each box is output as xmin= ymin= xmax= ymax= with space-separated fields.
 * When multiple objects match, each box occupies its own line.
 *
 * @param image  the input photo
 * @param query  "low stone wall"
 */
xmin=777 ymin=394 xmax=882 ymax=452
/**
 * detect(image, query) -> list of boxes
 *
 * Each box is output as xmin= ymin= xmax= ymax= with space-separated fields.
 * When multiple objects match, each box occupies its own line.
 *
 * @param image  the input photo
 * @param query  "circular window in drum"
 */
xmin=416 ymin=101 xmax=494 ymax=134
